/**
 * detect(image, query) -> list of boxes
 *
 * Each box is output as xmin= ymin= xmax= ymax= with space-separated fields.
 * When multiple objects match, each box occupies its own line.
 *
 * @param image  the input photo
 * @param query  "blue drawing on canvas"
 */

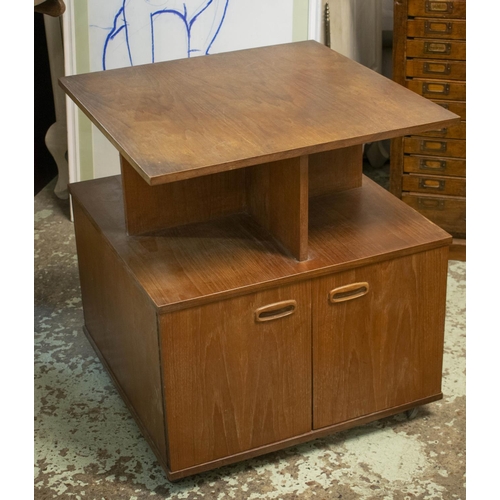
xmin=99 ymin=0 xmax=230 ymax=70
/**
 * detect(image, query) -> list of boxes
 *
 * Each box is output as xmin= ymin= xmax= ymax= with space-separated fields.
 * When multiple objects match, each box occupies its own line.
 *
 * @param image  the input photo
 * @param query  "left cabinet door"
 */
xmin=160 ymin=282 xmax=312 ymax=473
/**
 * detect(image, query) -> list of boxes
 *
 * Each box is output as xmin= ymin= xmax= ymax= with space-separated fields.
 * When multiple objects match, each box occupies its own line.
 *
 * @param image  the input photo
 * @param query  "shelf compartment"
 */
xmin=121 ymin=153 xmax=309 ymax=261
xmin=246 ymin=155 xmax=308 ymax=261
xmin=309 ymin=145 xmax=362 ymax=198
xmin=122 ymin=143 xmax=365 ymax=260
xmin=70 ymin=175 xmax=451 ymax=314
xmin=121 ymin=155 xmax=247 ymax=235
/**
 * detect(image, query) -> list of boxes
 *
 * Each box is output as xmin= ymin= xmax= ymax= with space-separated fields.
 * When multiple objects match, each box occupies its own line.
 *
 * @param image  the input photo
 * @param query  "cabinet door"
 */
xmin=312 ymin=249 xmax=448 ymax=430
xmin=160 ymin=282 xmax=311 ymax=472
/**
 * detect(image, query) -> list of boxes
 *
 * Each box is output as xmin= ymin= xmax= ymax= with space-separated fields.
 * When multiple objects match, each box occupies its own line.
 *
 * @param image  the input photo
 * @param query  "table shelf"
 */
xmin=63 ymin=40 xmax=454 ymax=480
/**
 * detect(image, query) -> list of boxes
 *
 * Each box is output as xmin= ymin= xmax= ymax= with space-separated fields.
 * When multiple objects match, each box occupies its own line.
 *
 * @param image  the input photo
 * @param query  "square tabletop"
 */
xmin=60 ymin=40 xmax=459 ymax=186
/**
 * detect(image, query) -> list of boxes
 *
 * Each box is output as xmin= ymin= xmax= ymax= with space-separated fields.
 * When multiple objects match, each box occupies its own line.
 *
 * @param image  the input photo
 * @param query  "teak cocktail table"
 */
xmin=60 ymin=41 xmax=459 ymax=480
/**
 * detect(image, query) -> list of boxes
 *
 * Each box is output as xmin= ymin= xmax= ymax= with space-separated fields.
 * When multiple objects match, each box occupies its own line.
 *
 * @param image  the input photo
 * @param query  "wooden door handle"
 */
xmin=254 ymin=300 xmax=297 ymax=322
xmin=329 ymin=282 xmax=369 ymax=303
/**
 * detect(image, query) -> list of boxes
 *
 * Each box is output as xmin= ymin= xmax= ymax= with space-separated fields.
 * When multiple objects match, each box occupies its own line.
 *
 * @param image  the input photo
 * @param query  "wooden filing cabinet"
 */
xmin=390 ymin=0 xmax=466 ymax=259
xmin=61 ymin=41 xmax=457 ymax=480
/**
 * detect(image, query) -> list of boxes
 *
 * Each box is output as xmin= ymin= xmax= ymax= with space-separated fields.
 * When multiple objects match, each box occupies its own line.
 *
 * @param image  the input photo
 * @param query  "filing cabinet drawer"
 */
xmin=408 ymin=0 xmax=466 ymax=19
xmin=392 ymin=0 xmax=466 ymax=244
xmin=407 ymin=19 xmax=465 ymax=39
xmin=406 ymin=59 xmax=465 ymax=80
xmin=404 ymin=137 xmax=465 ymax=158
xmin=406 ymin=79 xmax=465 ymax=100
xmin=419 ymin=121 xmax=465 ymax=139
xmin=404 ymin=156 xmax=465 ymax=177
xmin=432 ymin=100 xmax=466 ymax=120
xmin=402 ymin=174 xmax=465 ymax=197
xmin=406 ymin=40 xmax=465 ymax=60
xmin=402 ymin=193 xmax=465 ymax=238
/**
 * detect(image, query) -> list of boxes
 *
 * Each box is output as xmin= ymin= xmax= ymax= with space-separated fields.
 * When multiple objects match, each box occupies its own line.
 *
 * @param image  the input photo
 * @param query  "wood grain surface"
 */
xmin=390 ymin=0 xmax=466 ymax=246
xmin=406 ymin=79 xmax=465 ymax=101
xmin=121 ymin=155 xmax=246 ymax=235
xmin=165 ymin=393 xmax=442 ymax=480
xmin=450 ymin=238 xmax=466 ymax=261
xmin=72 ymin=199 xmax=167 ymax=463
xmin=69 ymin=175 xmax=451 ymax=313
xmin=431 ymin=100 xmax=465 ymax=120
xmin=402 ymin=173 xmax=465 ymax=197
xmin=407 ymin=0 xmax=466 ymax=19
xmin=406 ymin=19 xmax=466 ymax=39
xmin=402 ymin=193 xmax=465 ymax=238
xmin=405 ymin=59 xmax=466 ymax=81
xmin=403 ymin=156 xmax=466 ymax=177
xmin=419 ymin=121 xmax=465 ymax=140
xmin=309 ymin=145 xmax=362 ymax=198
xmin=406 ymin=40 xmax=466 ymax=61
xmin=312 ymin=248 xmax=448 ymax=429
xmin=60 ymin=41 xmax=459 ymax=185
xmin=160 ymin=283 xmax=312 ymax=471
xmin=246 ymin=156 xmax=308 ymax=261
xmin=403 ymin=137 xmax=465 ymax=158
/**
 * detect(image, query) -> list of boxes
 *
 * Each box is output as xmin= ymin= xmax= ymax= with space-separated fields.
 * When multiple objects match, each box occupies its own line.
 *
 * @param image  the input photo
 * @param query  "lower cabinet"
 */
xmin=159 ymin=248 xmax=448 ymax=474
xmin=160 ymin=282 xmax=312 ymax=472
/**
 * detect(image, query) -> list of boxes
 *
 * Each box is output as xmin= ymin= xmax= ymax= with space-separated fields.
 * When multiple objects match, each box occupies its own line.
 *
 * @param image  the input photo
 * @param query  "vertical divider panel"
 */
xmin=246 ymin=155 xmax=309 ymax=261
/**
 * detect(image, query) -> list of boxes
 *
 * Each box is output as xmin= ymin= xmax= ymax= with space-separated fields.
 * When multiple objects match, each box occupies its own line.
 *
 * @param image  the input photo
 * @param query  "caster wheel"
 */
xmin=405 ymin=408 xmax=418 ymax=420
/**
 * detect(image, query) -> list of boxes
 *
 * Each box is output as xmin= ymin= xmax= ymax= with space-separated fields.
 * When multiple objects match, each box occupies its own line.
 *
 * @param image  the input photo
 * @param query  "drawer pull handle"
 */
xmin=419 ymin=159 xmax=446 ymax=171
xmin=423 ymin=62 xmax=451 ymax=75
xmin=424 ymin=42 xmax=451 ymax=55
xmin=329 ymin=282 xmax=369 ymax=304
xmin=417 ymin=197 xmax=446 ymax=210
xmin=422 ymin=82 xmax=450 ymax=95
xmin=425 ymin=1 xmax=454 ymax=14
xmin=426 ymin=126 xmax=448 ymax=135
xmin=255 ymin=300 xmax=296 ymax=322
xmin=420 ymin=140 xmax=447 ymax=152
xmin=424 ymin=21 xmax=453 ymax=35
xmin=419 ymin=178 xmax=445 ymax=190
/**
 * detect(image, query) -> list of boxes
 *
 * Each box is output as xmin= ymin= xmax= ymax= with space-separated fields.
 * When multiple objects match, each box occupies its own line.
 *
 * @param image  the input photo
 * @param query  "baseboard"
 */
xmin=449 ymin=238 xmax=466 ymax=261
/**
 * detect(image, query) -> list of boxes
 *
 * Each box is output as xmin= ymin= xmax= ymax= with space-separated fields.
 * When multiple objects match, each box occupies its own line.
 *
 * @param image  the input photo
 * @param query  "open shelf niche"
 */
xmin=121 ymin=145 xmax=363 ymax=262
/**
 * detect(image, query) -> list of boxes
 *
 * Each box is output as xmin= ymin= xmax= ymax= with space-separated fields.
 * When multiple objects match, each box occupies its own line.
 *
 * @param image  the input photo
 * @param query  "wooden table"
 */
xmin=60 ymin=41 xmax=459 ymax=480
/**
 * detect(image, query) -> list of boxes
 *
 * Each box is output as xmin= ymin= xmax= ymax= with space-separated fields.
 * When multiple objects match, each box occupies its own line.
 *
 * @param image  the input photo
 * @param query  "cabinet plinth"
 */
xmin=63 ymin=40 xmax=454 ymax=480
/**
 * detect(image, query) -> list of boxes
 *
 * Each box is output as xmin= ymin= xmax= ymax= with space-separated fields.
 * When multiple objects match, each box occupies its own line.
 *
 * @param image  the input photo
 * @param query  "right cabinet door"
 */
xmin=312 ymin=248 xmax=448 ymax=430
